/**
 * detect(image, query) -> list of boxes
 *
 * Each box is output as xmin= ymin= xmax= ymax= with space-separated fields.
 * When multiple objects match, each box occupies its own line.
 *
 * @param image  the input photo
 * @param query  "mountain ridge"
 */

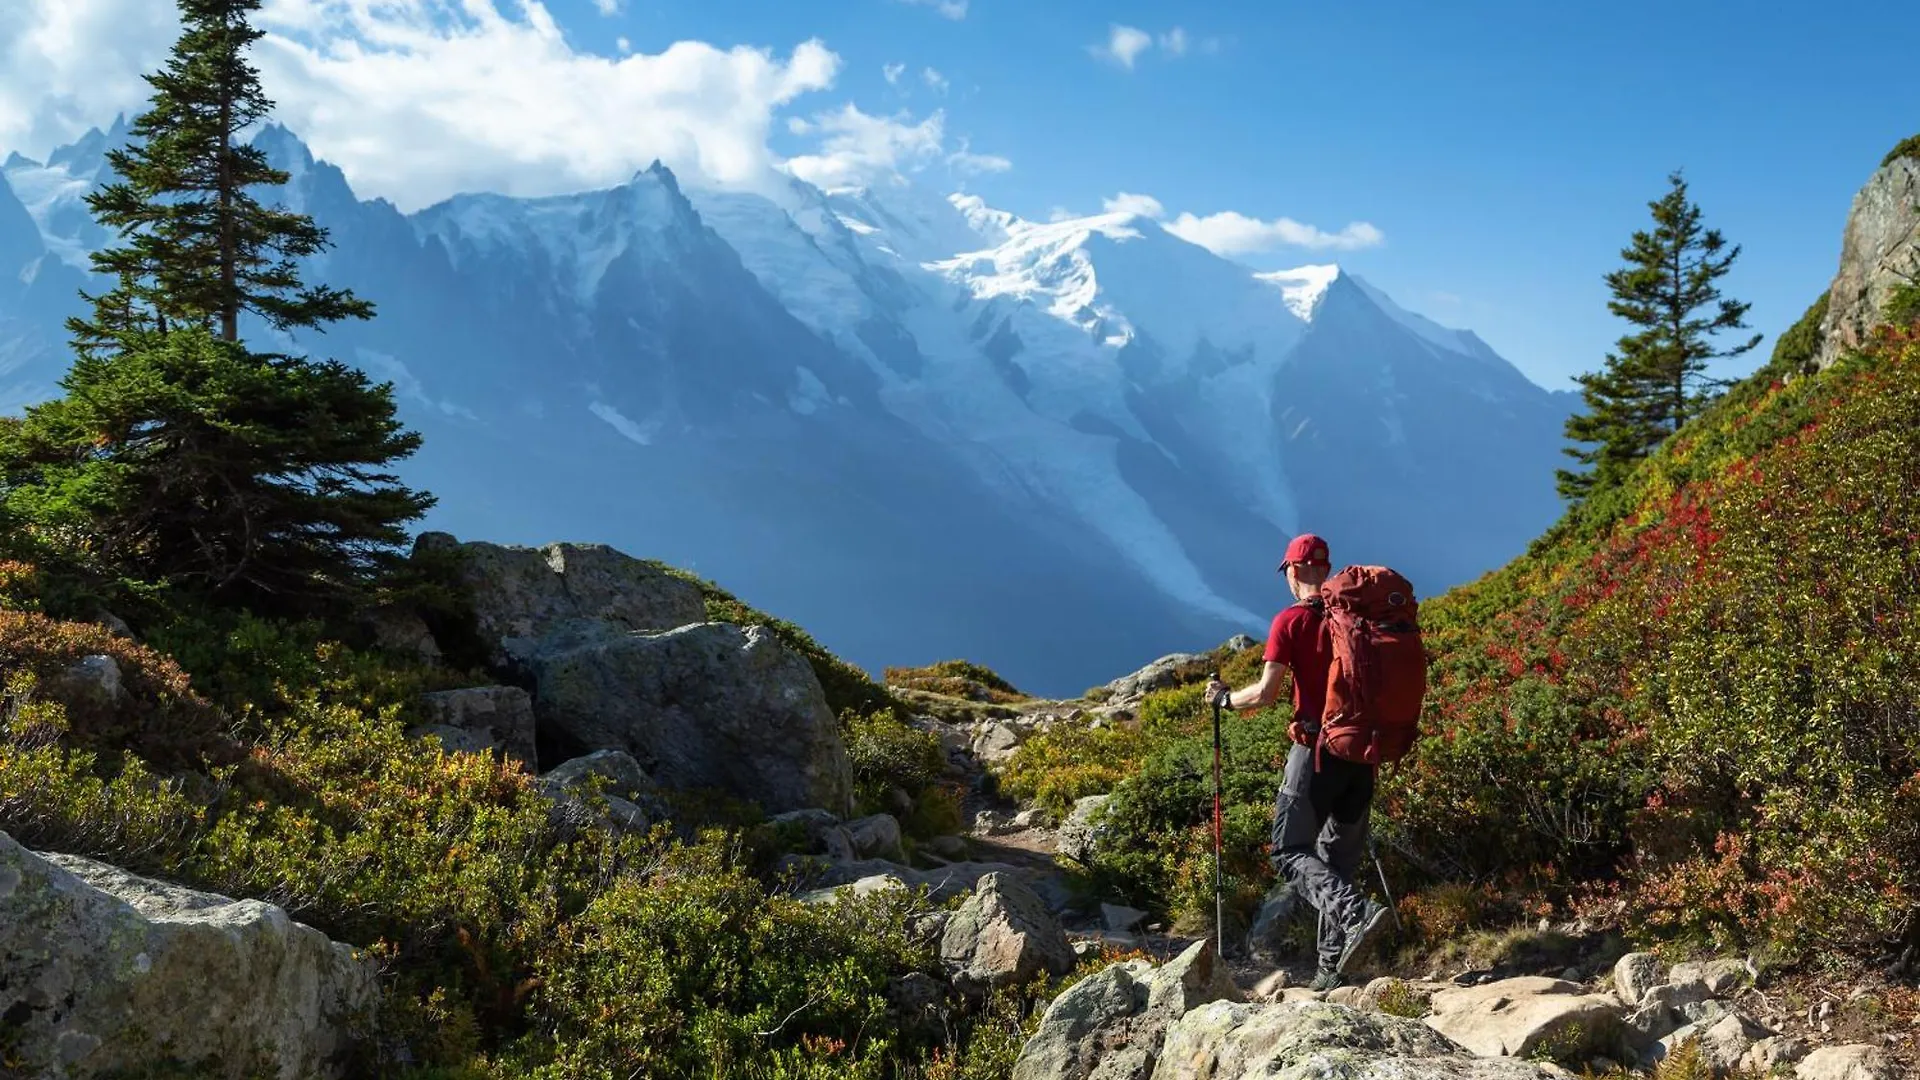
xmin=0 ymin=122 xmax=1575 ymax=695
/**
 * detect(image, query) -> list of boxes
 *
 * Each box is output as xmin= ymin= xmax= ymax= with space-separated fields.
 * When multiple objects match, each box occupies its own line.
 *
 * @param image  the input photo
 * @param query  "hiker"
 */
xmin=1205 ymin=532 xmax=1391 ymax=991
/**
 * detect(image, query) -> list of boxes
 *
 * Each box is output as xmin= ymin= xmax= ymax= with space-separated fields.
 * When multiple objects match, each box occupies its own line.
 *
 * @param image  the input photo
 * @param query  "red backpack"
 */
xmin=1316 ymin=565 xmax=1427 ymax=766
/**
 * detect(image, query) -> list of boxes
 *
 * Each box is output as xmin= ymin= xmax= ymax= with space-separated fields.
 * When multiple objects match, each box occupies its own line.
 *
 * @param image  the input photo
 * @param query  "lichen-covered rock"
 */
xmin=410 ymin=685 xmax=538 ymax=768
xmin=1794 ymin=1044 xmax=1898 ymax=1080
xmin=415 ymin=533 xmax=706 ymax=668
xmin=1012 ymin=940 xmax=1240 ymax=1080
xmin=1742 ymin=1035 xmax=1809 ymax=1073
xmin=1425 ymin=976 xmax=1624 ymax=1060
xmin=1667 ymin=957 xmax=1750 ymax=998
xmin=1611 ymin=951 xmax=1664 ymax=1007
xmin=1816 ymin=154 xmax=1920 ymax=369
xmin=47 ymin=654 xmax=126 ymax=710
xmin=802 ymin=858 xmax=1066 ymax=908
xmin=939 ymin=871 xmax=1074 ymax=992
xmin=0 ymin=831 xmax=375 ymax=1080
xmin=1654 ymin=1010 xmax=1772 ymax=1073
xmin=531 ymin=622 xmax=853 ymax=815
xmin=1056 ymin=794 xmax=1112 ymax=865
xmin=538 ymin=750 xmax=662 ymax=832
xmin=846 ymin=813 xmax=906 ymax=862
xmin=1153 ymin=1000 xmax=1570 ymax=1079
xmin=1097 ymin=651 xmax=1208 ymax=707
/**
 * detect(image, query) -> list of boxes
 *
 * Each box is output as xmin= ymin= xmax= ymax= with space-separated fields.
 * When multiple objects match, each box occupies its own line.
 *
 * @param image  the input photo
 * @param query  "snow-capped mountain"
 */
xmin=0 ymin=121 xmax=1574 ymax=695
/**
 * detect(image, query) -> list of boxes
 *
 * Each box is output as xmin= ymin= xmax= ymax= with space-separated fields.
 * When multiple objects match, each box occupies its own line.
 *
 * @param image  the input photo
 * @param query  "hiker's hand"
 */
xmin=1288 ymin=721 xmax=1314 ymax=746
xmin=1204 ymin=678 xmax=1230 ymax=710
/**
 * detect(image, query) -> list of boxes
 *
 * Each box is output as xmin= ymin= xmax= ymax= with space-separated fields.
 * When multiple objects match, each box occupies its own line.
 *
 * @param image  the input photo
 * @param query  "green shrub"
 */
xmin=0 ymin=609 xmax=229 ymax=767
xmin=507 ymin=834 xmax=929 ymax=1078
xmin=1882 ymin=132 xmax=1920 ymax=167
xmin=1374 ymin=979 xmax=1431 ymax=1019
xmin=842 ymin=707 xmax=946 ymax=814
xmin=997 ymin=721 xmax=1148 ymax=819
xmin=884 ymin=660 xmax=1030 ymax=704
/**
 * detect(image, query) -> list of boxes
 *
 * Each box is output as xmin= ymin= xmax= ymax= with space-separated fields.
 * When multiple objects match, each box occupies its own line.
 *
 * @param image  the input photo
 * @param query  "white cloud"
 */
xmin=921 ymin=66 xmax=948 ymax=94
xmin=592 ymin=0 xmax=621 ymax=15
xmin=897 ymin=0 xmax=968 ymax=19
xmin=0 ymin=0 xmax=180 ymax=158
xmin=1165 ymin=210 xmax=1385 ymax=255
xmin=1090 ymin=25 xmax=1154 ymax=69
xmin=1101 ymin=191 xmax=1164 ymax=218
xmin=1047 ymin=206 xmax=1076 ymax=222
xmin=0 ymin=0 xmax=842 ymax=211
xmin=947 ymin=137 xmax=1010 ymax=176
xmin=616 ymin=36 xmax=631 ymax=54
xmin=1088 ymin=189 xmax=1383 ymax=254
xmin=785 ymin=104 xmax=946 ymax=190
xmin=882 ymin=61 xmax=906 ymax=85
xmin=1090 ymin=24 xmax=1208 ymax=70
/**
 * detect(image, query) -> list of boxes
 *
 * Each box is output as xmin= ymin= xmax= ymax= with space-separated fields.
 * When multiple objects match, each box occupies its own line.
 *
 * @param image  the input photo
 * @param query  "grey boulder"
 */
xmin=1154 ymin=999 xmax=1572 ymax=1079
xmin=1012 ymin=939 xmax=1240 ymax=1080
xmin=939 ymin=871 xmax=1075 ymax=992
xmin=1817 ymin=153 xmax=1920 ymax=370
xmin=409 ymin=685 xmax=538 ymax=768
xmin=531 ymin=622 xmax=853 ymax=816
xmin=0 ymin=831 xmax=375 ymax=1080
xmin=415 ymin=533 xmax=706 ymax=668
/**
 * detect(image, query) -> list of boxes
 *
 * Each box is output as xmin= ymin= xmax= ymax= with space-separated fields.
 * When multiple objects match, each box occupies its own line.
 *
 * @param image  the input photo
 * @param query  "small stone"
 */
xmin=1101 ymin=903 xmax=1148 ymax=933
xmin=1613 ymin=952 xmax=1665 ymax=1007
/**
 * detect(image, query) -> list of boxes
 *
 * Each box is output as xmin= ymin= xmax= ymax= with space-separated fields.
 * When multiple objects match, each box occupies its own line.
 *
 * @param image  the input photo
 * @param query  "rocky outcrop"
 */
xmin=538 ymin=749 xmax=661 ymax=831
xmin=1012 ymin=939 xmax=1239 ymax=1080
xmin=1611 ymin=951 xmax=1664 ymax=1007
xmin=418 ymin=533 xmax=852 ymax=816
xmin=1424 ymin=976 xmax=1624 ymax=1060
xmin=409 ymin=685 xmax=538 ymax=767
xmin=938 ymin=872 xmax=1075 ymax=992
xmin=1794 ymin=1043 xmax=1898 ymax=1080
xmin=795 ymin=858 xmax=1069 ymax=910
xmin=1055 ymin=794 xmax=1111 ymax=866
xmin=1096 ymin=651 xmax=1209 ymax=708
xmin=0 ymin=831 xmax=375 ymax=1080
xmin=1816 ymin=150 xmax=1920 ymax=369
xmin=1154 ymin=1000 xmax=1567 ymax=1079
xmin=532 ymin=622 xmax=852 ymax=815
xmin=415 ymin=533 xmax=707 ymax=669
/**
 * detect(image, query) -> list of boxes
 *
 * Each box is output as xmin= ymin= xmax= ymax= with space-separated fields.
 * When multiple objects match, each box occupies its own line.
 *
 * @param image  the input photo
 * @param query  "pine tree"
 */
xmin=68 ymin=0 xmax=370 ymax=356
xmin=0 ymin=0 xmax=431 ymax=612
xmin=1558 ymin=171 xmax=1762 ymax=504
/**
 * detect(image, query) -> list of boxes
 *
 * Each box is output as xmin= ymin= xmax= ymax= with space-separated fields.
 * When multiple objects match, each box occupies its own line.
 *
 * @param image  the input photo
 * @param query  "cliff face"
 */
xmin=1816 ymin=147 xmax=1920 ymax=369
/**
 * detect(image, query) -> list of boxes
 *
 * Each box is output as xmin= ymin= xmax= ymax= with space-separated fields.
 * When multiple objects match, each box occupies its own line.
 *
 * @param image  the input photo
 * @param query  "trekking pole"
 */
xmin=1368 ymin=835 xmax=1404 ymax=933
xmin=1208 ymin=671 xmax=1226 ymax=960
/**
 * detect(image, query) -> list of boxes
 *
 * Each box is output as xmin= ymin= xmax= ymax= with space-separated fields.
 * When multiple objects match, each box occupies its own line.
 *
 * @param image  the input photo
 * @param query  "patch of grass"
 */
xmin=1374 ymin=979 xmax=1432 ymax=1019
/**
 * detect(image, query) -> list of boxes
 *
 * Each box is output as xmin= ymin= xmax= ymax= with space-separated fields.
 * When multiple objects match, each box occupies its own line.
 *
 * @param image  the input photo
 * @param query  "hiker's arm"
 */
xmin=1224 ymin=662 xmax=1288 ymax=711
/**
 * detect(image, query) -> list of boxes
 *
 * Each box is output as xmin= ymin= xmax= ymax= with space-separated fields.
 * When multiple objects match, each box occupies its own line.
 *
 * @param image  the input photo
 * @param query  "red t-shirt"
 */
xmin=1264 ymin=601 xmax=1332 ymax=725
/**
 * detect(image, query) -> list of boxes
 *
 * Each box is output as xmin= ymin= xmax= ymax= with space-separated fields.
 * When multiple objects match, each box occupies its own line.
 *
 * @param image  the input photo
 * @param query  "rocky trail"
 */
xmin=848 ymin=648 xmax=1919 ymax=1078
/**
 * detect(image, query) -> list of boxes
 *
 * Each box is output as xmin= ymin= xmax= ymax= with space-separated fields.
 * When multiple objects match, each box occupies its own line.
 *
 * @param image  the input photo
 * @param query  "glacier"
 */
xmin=0 ymin=121 xmax=1576 ymax=695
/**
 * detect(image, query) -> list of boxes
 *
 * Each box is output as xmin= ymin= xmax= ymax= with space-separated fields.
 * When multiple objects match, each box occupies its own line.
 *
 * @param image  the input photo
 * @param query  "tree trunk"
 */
xmin=218 ymin=20 xmax=238 ymax=343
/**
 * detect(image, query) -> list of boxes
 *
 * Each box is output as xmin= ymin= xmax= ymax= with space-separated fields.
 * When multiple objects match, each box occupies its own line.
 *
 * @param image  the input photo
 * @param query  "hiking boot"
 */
xmin=1334 ymin=899 xmax=1390 ymax=975
xmin=1308 ymin=969 xmax=1343 ymax=992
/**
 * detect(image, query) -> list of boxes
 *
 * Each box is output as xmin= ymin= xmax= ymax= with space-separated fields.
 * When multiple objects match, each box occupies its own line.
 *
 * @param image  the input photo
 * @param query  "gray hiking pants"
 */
xmin=1270 ymin=740 xmax=1375 ymax=972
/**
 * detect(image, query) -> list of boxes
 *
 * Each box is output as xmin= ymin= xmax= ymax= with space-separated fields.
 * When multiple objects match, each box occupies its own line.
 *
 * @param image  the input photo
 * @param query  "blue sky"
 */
xmin=589 ymin=0 xmax=1920 ymax=390
xmin=6 ymin=0 xmax=1918 ymax=391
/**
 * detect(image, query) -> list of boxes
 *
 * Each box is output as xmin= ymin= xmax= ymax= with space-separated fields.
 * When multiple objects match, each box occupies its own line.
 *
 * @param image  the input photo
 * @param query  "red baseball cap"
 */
xmin=1278 ymin=533 xmax=1330 ymax=571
